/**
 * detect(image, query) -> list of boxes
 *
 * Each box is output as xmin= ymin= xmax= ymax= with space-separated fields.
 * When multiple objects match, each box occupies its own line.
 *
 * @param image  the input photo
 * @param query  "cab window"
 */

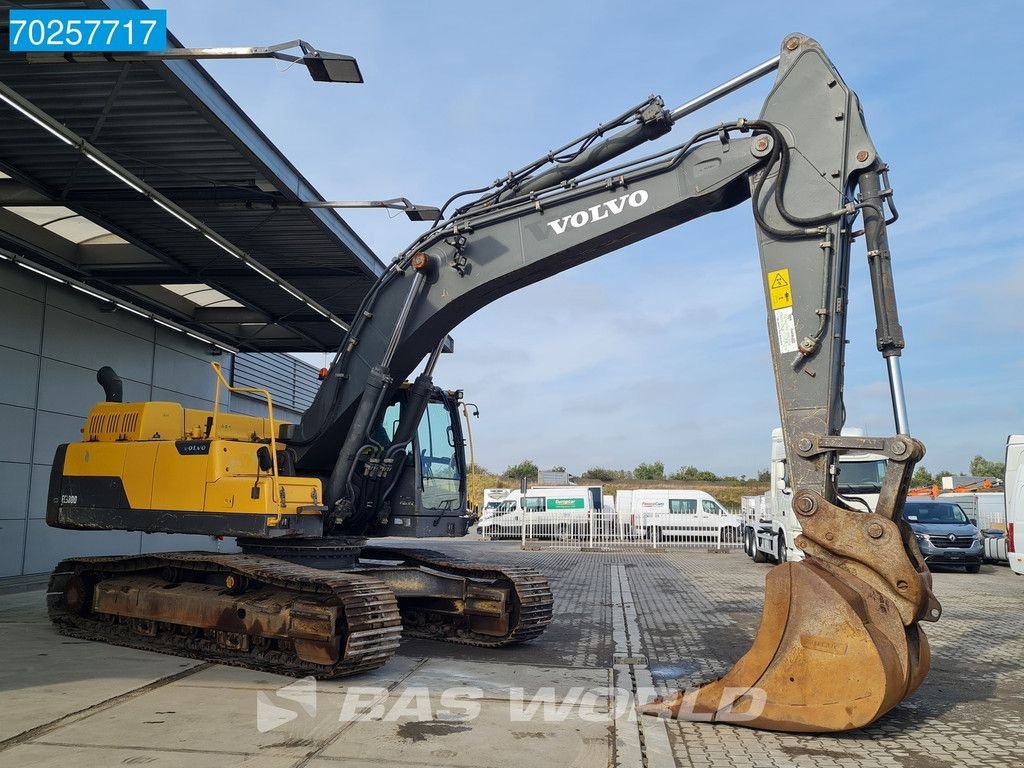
xmin=702 ymin=500 xmax=723 ymax=516
xmin=669 ymin=499 xmax=697 ymax=514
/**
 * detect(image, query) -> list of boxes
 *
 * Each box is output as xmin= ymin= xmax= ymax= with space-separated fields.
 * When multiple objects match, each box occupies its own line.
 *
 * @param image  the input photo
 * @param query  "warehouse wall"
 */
xmin=0 ymin=261 xmax=317 ymax=578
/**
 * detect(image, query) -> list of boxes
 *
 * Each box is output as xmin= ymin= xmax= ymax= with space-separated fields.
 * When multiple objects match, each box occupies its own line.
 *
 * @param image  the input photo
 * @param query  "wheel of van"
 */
xmin=965 ymin=564 xmax=981 ymax=574
xmin=776 ymin=534 xmax=787 ymax=564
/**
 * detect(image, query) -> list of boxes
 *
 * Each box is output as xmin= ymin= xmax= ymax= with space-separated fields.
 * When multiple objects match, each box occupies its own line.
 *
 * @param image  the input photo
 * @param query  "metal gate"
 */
xmin=480 ymin=509 xmax=745 ymax=551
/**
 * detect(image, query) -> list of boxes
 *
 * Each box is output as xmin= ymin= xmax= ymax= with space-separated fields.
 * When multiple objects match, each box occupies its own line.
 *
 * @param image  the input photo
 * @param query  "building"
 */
xmin=0 ymin=2 xmax=384 ymax=578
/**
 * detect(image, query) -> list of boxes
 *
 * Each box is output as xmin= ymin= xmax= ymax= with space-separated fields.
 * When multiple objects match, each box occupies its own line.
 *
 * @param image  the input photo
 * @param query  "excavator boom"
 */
xmin=285 ymin=33 xmax=937 ymax=731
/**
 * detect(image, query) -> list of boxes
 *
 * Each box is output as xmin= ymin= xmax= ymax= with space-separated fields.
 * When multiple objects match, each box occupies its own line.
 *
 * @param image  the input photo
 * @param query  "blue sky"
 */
xmin=148 ymin=1 xmax=1023 ymax=478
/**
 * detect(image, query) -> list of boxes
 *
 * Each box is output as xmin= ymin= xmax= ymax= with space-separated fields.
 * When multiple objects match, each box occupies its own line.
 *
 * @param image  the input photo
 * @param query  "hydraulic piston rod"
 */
xmin=512 ymin=55 xmax=782 ymax=198
xmin=859 ymin=165 xmax=910 ymax=434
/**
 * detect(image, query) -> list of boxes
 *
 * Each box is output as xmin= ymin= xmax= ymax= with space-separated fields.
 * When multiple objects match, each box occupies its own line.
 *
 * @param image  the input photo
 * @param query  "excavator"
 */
xmin=46 ymin=34 xmax=938 ymax=732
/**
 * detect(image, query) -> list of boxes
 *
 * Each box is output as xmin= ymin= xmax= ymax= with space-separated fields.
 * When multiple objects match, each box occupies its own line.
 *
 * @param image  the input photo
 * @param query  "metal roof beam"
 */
xmin=0 ymin=178 xmax=52 ymax=205
xmin=0 ymin=79 xmax=350 ymax=334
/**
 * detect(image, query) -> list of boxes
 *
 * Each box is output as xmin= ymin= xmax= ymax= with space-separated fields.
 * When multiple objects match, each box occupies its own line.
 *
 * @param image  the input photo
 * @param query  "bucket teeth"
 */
xmin=640 ymin=558 xmax=930 ymax=733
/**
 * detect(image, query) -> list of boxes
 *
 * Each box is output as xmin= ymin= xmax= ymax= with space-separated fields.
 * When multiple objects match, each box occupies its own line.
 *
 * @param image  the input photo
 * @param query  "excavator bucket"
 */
xmin=641 ymin=557 xmax=930 ymax=732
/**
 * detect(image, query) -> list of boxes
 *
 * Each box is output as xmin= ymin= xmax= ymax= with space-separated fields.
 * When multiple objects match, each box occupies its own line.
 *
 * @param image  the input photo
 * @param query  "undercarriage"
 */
xmin=47 ymin=542 xmax=554 ymax=677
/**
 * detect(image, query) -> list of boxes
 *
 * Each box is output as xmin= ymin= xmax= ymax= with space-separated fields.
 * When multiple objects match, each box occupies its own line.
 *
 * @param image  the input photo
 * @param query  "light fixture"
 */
xmin=301 ymin=50 xmax=363 ymax=84
xmin=203 ymin=233 xmax=241 ymax=259
xmin=153 ymin=198 xmax=198 ymax=230
xmin=17 ymin=261 xmax=65 ymax=283
xmin=84 ymin=151 xmax=145 ymax=194
xmin=70 ymin=283 xmax=109 ymax=301
xmin=278 ymin=283 xmax=305 ymax=302
xmin=0 ymin=92 xmax=74 ymax=146
xmin=27 ymin=40 xmax=363 ymax=85
xmin=115 ymin=302 xmax=150 ymax=319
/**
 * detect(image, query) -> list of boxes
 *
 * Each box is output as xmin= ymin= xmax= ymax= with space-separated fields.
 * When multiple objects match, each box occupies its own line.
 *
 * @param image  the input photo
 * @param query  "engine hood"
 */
xmin=908 ymin=521 xmax=979 ymax=537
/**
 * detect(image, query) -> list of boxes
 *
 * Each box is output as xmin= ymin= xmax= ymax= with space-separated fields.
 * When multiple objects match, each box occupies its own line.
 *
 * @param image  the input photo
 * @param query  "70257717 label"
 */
xmin=8 ymin=9 xmax=167 ymax=52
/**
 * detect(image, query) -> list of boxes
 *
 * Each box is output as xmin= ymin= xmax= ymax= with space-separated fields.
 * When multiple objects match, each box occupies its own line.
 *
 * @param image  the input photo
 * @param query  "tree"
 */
xmin=757 ymin=468 xmax=770 ymax=483
xmin=582 ymin=467 xmax=624 ymax=482
xmin=547 ymin=466 xmax=566 ymax=473
xmin=911 ymin=466 xmax=934 ymax=486
xmin=503 ymin=459 xmax=538 ymax=480
xmin=969 ymin=455 xmax=1006 ymax=478
xmin=670 ymin=465 xmax=718 ymax=482
xmin=634 ymin=461 xmax=665 ymax=481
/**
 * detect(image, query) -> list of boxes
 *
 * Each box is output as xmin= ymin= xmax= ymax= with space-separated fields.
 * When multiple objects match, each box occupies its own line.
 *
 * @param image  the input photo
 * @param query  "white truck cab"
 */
xmin=746 ymin=427 xmax=887 ymax=563
xmin=1005 ymin=435 xmax=1023 ymax=575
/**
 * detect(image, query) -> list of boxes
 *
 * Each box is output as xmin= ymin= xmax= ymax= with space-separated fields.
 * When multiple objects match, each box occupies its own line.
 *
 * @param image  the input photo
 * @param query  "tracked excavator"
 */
xmin=46 ymin=34 xmax=939 ymax=732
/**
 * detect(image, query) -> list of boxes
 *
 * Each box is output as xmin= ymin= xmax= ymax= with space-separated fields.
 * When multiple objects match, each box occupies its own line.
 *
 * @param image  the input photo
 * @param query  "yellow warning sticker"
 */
xmin=767 ymin=268 xmax=793 ymax=310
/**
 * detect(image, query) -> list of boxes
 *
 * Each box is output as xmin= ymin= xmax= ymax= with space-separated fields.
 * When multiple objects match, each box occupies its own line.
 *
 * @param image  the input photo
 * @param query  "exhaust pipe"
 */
xmin=96 ymin=366 xmax=123 ymax=403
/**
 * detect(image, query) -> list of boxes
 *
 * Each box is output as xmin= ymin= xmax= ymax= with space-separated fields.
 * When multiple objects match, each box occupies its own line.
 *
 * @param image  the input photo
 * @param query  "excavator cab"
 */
xmin=363 ymin=385 xmax=470 ymax=538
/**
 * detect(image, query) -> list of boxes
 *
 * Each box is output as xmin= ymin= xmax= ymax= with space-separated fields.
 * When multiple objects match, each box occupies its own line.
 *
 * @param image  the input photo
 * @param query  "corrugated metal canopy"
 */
xmin=0 ymin=0 xmax=383 ymax=352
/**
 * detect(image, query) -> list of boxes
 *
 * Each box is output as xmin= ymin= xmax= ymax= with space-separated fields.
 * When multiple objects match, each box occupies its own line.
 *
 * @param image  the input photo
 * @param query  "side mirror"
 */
xmin=969 ymin=518 xmax=978 ymax=527
xmin=775 ymin=478 xmax=791 ymax=495
xmin=256 ymin=446 xmax=274 ymax=473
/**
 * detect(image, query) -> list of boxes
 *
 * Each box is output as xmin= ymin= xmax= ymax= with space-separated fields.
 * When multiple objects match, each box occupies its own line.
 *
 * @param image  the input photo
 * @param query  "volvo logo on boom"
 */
xmin=546 ymin=189 xmax=649 ymax=235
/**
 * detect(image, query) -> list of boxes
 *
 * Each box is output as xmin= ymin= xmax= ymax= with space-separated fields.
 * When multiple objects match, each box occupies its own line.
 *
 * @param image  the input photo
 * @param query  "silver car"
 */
xmin=903 ymin=499 xmax=984 ymax=573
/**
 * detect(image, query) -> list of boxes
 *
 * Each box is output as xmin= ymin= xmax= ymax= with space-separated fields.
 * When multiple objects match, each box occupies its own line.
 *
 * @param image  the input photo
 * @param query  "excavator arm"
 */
xmin=282 ymin=33 xmax=938 ymax=731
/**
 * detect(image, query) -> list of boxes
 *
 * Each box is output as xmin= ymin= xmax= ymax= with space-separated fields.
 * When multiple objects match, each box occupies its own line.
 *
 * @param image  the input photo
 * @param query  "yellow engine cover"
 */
xmin=53 ymin=401 xmax=323 ymax=538
xmin=83 ymin=402 xmax=288 ymax=443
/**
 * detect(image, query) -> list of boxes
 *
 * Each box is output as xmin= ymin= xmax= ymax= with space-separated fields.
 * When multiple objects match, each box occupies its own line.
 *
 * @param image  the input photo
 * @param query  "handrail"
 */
xmin=209 ymin=362 xmax=284 ymax=515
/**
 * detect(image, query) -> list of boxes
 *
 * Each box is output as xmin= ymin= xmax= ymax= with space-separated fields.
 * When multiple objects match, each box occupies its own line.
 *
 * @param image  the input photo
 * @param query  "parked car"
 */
xmin=904 ymin=498 xmax=984 ymax=573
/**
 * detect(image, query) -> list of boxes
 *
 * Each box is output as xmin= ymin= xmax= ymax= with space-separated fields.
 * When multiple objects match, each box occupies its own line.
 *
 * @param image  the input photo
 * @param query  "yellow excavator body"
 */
xmin=49 ymin=399 xmax=324 ymax=536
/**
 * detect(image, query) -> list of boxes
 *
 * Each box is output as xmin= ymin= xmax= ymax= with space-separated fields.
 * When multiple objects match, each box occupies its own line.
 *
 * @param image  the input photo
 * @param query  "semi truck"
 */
xmin=742 ymin=427 xmax=887 ymax=563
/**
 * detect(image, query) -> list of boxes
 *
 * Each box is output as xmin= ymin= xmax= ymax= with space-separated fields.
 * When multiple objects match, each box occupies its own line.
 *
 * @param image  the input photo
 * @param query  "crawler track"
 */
xmin=47 ymin=552 xmax=403 ymax=678
xmin=359 ymin=546 xmax=554 ymax=646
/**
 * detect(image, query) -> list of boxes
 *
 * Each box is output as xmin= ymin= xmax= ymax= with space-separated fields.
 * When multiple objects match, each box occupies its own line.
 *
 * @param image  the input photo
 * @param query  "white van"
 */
xmin=616 ymin=489 xmax=742 ymax=542
xmin=478 ymin=486 xmax=604 ymax=539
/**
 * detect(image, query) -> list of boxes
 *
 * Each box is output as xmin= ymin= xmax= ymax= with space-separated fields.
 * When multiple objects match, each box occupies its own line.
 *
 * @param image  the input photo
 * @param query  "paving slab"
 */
xmin=0 ymin=601 xmax=203 ymax=743
xmin=396 ymin=657 xmax=611 ymax=702
xmin=173 ymin=654 xmax=427 ymax=694
xmin=32 ymin=680 xmax=350 ymax=758
xmin=318 ymin=695 xmax=609 ymax=768
xmin=0 ymin=742 xmax=296 ymax=768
